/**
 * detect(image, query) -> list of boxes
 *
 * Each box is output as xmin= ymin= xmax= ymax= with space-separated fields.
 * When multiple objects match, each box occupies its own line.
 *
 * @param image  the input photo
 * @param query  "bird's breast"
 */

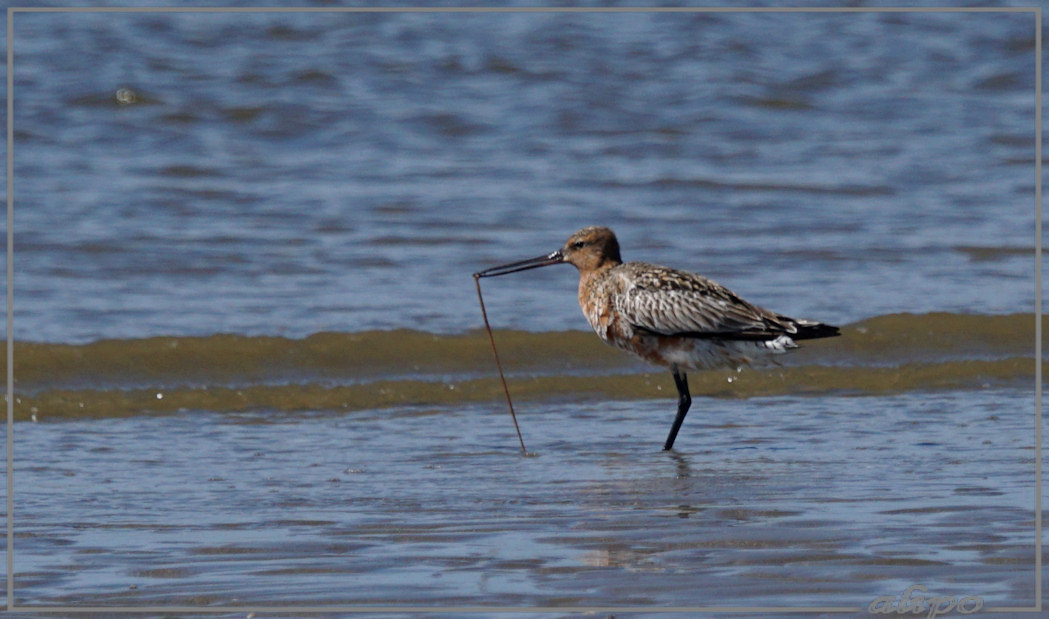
xmin=578 ymin=269 xmax=624 ymax=345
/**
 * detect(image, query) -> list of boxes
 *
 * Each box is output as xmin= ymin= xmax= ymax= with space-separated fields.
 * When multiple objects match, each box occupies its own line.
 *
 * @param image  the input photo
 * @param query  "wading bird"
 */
xmin=475 ymin=226 xmax=839 ymax=450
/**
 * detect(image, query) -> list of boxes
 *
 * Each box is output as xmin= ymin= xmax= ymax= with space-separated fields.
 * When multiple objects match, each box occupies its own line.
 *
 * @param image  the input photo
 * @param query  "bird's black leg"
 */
xmin=663 ymin=370 xmax=691 ymax=451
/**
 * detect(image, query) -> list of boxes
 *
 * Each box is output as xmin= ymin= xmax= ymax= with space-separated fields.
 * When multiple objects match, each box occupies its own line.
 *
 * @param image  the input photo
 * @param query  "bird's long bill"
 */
xmin=474 ymin=250 xmax=563 ymax=278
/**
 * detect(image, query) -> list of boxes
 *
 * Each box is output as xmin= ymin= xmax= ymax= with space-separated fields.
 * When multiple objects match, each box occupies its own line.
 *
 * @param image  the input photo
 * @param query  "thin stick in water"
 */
xmin=474 ymin=274 xmax=527 ymax=454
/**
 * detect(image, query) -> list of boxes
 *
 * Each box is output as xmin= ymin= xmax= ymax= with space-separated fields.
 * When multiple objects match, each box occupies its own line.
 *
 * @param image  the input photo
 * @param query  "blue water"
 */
xmin=9 ymin=389 xmax=1037 ymax=610
xmin=8 ymin=7 xmax=1039 ymax=343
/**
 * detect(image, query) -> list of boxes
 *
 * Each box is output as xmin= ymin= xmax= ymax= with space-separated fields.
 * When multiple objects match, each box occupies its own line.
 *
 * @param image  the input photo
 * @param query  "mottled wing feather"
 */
xmin=616 ymin=263 xmax=797 ymax=341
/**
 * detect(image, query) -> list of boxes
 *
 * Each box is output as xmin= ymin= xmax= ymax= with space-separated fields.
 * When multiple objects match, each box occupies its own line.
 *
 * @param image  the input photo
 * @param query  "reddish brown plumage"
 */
xmin=558 ymin=226 xmax=839 ymax=372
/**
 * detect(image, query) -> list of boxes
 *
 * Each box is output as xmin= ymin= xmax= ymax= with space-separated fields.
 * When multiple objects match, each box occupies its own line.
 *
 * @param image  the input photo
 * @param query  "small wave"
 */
xmin=10 ymin=312 xmax=1040 ymax=420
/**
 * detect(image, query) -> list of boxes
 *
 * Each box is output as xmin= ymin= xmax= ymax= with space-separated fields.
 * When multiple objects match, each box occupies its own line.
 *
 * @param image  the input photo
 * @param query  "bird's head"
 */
xmin=474 ymin=226 xmax=622 ymax=278
xmin=558 ymin=226 xmax=623 ymax=273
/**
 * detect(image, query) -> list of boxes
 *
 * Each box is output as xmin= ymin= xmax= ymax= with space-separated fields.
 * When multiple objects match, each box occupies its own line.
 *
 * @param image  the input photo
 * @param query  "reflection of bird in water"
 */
xmin=476 ymin=226 xmax=840 ymax=450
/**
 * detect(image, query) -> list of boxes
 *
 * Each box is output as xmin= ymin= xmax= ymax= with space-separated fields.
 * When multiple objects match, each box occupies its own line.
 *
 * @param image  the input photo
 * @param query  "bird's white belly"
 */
xmin=612 ymin=329 xmax=797 ymax=371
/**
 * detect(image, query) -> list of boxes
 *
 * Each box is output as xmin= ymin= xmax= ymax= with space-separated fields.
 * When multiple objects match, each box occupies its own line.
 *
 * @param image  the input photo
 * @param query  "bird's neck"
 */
xmin=577 ymin=261 xmax=618 ymax=291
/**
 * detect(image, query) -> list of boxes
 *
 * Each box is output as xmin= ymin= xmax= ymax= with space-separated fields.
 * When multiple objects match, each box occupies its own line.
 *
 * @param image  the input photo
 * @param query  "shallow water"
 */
xmin=3 ymin=5 xmax=1043 ymax=616
xmin=10 ymin=388 xmax=1036 ymax=613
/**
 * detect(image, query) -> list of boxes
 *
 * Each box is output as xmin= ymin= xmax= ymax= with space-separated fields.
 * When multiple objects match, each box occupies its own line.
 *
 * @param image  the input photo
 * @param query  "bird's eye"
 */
xmin=571 ymin=241 xmax=586 ymax=249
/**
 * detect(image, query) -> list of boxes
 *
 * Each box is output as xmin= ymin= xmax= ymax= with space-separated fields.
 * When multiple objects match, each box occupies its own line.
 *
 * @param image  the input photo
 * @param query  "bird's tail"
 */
xmin=789 ymin=318 xmax=841 ymax=340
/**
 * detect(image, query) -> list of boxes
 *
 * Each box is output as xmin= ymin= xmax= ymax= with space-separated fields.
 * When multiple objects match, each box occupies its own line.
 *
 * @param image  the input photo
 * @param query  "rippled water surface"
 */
xmin=12 ymin=389 xmax=1038 ymax=612
xmin=3 ymin=4 xmax=1042 ymax=615
xmin=10 ymin=8 xmax=1038 ymax=342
